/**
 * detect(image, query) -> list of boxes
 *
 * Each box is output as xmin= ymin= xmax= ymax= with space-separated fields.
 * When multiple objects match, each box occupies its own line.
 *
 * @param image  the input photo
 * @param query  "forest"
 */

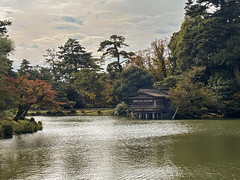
xmin=0 ymin=0 xmax=240 ymax=121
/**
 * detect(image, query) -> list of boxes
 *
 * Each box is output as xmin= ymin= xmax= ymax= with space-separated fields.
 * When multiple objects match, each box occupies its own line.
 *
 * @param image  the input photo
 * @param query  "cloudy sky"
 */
xmin=0 ymin=0 xmax=186 ymax=69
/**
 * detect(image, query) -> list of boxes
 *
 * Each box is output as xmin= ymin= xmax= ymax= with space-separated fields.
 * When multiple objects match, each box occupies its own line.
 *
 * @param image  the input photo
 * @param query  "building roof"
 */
xmin=130 ymin=88 xmax=169 ymax=99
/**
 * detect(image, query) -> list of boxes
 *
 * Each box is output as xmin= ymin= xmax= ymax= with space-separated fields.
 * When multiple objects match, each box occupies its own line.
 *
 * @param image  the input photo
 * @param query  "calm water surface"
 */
xmin=0 ymin=116 xmax=240 ymax=180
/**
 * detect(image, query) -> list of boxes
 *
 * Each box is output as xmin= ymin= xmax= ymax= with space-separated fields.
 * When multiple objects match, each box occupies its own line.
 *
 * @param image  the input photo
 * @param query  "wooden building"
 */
xmin=129 ymin=88 xmax=171 ymax=120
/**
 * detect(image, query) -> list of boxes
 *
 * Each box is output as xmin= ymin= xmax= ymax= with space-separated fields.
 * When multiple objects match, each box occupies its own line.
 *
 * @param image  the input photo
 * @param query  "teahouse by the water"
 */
xmin=129 ymin=88 xmax=171 ymax=119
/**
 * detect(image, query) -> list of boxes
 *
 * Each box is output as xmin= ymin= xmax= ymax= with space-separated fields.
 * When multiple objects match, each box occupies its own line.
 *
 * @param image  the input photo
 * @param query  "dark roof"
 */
xmin=130 ymin=88 xmax=169 ymax=98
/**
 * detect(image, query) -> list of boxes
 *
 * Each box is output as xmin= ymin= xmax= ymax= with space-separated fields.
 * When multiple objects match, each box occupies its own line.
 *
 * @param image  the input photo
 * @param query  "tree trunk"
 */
xmin=22 ymin=105 xmax=31 ymax=117
xmin=117 ymin=54 xmax=123 ymax=73
xmin=13 ymin=105 xmax=32 ymax=121
xmin=13 ymin=106 xmax=25 ymax=121
xmin=235 ymin=65 xmax=240 ymax=85
xmin=172 ymin=107 xmax=179 ymax=120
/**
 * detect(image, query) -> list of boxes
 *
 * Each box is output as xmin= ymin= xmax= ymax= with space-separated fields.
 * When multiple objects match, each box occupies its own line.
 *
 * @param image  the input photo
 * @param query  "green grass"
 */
xmin=28 ymin=108 xmax=114 ymax=116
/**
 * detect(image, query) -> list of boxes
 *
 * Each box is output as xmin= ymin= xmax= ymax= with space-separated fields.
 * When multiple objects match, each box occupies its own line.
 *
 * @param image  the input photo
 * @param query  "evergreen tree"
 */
xmin=58 ymin=38 xmax=97 ymax=82
xmin=168 ymin=0 xmax=240 ymax=117
xmin=74 ymin=69 xmax=106 ymax=107
xmin=98 ymin=35 xmax=134 ymax=73
xmin=0 ymin=20 xmax=14 ymax=76
xmin=0 ymin=20 xmax=15 ymax=110
xmin=18 ymin=59 xmax=32 ymax=76
xmin=113 ymin=66 xmax=153 ymax=103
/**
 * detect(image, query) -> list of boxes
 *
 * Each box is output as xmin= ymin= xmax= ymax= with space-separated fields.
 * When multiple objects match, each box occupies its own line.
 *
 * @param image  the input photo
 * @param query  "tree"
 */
xmin=74 ymin=69 xmax=105 ymax=107
xmin=36 ymin=66 xmax=55 ymax=82
xmin=179 ymin=0 xmax=240 ymax=75
xmin=101 ymin=80 xmax=118 ymax=107
xmin=98 ymin=35 xmax=134 ymax=73
xmin=127 ymin=39 xmax=171 ymax=82
xmin=6 ymin=75 xmax=60 ymax=121
xmin=0 ymin=20 xmax=15 ymax=111
xmin=169 ymin=67 xmax=219 ymax=118
xmin=52 ymin=83 xmax=80 ymax=109
xmin=106 ymin=61 xmax=122 ymax=79
xmin=0 ymin=20 xmax=12 ymax=34
xmin=149 ymin=39 xmax=168 ymax=79
xmin=43 ymin=48 xmax=58 ymax=77
xmin=17 ymin=60 xmax=52 ymax=81
xmin=208 ymin=71 xmax=240 ymax=117
xmin=58 ymin=38 xmax=97 ymax=82
xmin=0 ymin=76 xmax=15 ymax=110
xmin=186 ymin=0 xmax=240 ymax=23
xmin=125 ymin=50 xmax=148 ymax=69
xmin=154 ymin=75 xmax=180 ymax=88
xmin=168 ymin=16 xmax=212 ymax=73
xmin=54 ymin=38 xmax=101 ymax=107
xmin=168 ymin=0 xmax=240 ymax=117
xmin=0 ymin=20 xmax=14 ymax=76
xmin=113 ymin=66 xmax=153 ymax=103
xmin=18 ymin=59 xmax=32 ymax=76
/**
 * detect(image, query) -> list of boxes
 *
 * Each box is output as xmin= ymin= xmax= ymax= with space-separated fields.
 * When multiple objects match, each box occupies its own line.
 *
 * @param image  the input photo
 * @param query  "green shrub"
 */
xmin=35 ymin=111 xmax=42 ymax=115
xmin=16 ymin=120 xmax=38 ymax=134
xmin=46 ymin=111 xmax=53 ymax=116
xmin=114 ymin=102 xmax=129 ymax=116
xmin=71 ymin=109 xmax=76 ymax=113
xmin=37 ymin=121 xmax=43 ymax=130
xmin=46 ymin=111 xmax=65 ymax=116
xmin=30 ymin=117 xmax=35 ymax=122
xmin=2 ymin=125 xmax=13 ymax=138
xmin=55 ymin=111 xmax=65 ymax=116
xmin=97 ymin=109 xmax=102 ymax=115
xmin=81 ymin=110 xmax=85 ymax=114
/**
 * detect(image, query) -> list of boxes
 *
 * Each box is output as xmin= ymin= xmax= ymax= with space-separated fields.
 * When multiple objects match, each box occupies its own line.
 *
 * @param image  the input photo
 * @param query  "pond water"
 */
xmin=0 ymin=116 xmax=240 ymax=180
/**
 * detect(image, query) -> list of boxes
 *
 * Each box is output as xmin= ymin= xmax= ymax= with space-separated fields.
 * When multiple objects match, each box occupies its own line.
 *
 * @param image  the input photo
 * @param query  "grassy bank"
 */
xmin=28 ymin=108 xmax=114 ymax=116
xmin=0 ymin=113 xmax=42 ymax=139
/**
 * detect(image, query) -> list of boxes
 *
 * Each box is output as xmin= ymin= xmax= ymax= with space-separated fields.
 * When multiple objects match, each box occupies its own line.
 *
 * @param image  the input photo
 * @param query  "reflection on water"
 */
xmin=0 ymin=116 xmax=240 ymax=179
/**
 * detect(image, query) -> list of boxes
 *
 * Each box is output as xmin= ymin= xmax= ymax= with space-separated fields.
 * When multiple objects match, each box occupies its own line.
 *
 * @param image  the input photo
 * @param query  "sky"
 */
xmin=0 ymin=0 xmax=186 ymax=69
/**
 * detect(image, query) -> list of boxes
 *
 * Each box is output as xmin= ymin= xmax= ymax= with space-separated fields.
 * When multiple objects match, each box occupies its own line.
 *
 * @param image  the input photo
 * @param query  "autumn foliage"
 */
xmin=6 ymin=75 xmax=61 ymax=120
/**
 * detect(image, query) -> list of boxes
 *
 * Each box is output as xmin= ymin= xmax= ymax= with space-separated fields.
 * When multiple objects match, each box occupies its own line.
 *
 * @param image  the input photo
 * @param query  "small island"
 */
xmin=0 ymin=113 xmax=42 ymax=139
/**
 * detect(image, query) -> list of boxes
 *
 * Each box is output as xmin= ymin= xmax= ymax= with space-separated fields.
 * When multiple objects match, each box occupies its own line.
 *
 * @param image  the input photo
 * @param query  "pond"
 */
xmin=0 ymin=116 xmax=240 ymax=179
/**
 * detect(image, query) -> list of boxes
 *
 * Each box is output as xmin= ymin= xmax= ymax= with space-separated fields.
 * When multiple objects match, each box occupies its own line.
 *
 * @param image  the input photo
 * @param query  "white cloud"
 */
xmin=0 ymin=0 xmax=186 ymax=69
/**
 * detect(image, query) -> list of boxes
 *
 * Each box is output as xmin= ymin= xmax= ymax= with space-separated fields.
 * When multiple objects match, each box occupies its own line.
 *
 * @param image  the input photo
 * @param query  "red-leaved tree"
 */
xmin=6 ymin=75 xmax=61 ymax=121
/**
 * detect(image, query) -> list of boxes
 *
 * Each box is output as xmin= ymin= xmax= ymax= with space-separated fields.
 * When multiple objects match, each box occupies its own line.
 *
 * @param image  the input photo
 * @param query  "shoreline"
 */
xmin=28 ymin=108 xmax=114 ymax=117
xmin=0 ymin=117 xmax=42 ymax=139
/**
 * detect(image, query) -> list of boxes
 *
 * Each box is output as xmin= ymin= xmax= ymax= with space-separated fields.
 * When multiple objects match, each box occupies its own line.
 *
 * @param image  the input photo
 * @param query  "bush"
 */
xmin=154 ymin=75 xmax=180 ymax=88
xmin=46 ymin=111 xmax=65 ymax=116
xmin=97 ymin=109 xmax=102 ymax=115
xmin=30 ymin=117 xmax=35 ymax=122
xmin=23 ymin=121 xmax=37 ymax=133
xmin=169 ymin=67 xmax=219 ymax=119
xmin=15 ymin=120 xmax=38 ymax=134
xmin=2 ymin=125 xmax=13 ymax=138
xmin=55 ymin=111 xmax=65 ymax=116
xmin=46 ymin=111 xmax=53 ymax=116
xmin=81 ymin=110 xmax=85 ymax=114
xmin=35 ymin=111 xmax=42 ymax=115
xmin=114 ymin=102 xmax=129 ymax=116
xmin=38 ymin=121 xmax=43 ymax=130
xmin=71 ymin=109 xmax=76 ymax=113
